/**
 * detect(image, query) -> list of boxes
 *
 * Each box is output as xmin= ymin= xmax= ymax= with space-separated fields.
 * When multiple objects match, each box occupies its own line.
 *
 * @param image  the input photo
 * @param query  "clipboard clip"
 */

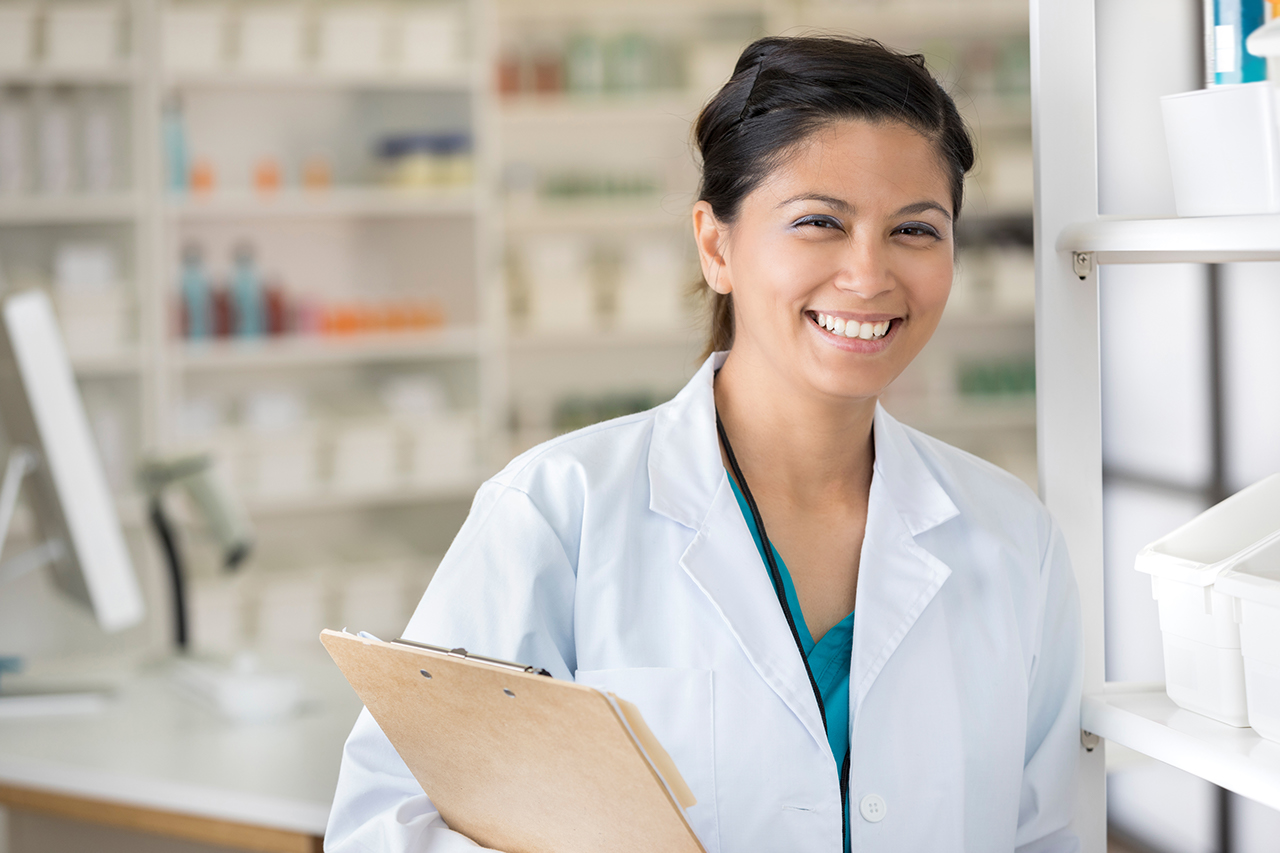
xmin=392 ymin=638 xmax=553 ymax=677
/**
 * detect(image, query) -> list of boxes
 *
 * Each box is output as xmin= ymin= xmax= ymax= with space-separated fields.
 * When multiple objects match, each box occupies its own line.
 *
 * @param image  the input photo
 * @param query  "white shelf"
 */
xmin=499 ymin=94 xmax=703 ymax=125
xmin=796 ymin=1 xmax=1028 ymax=38
xmin=70 ymin=349 xmax=145 ymax=377
xmin=165 ymin=70 xmax=472 ymax=91
xmin=1058 ymin=214 xmax=1280 ymax=264
xmin=509 ymin=328 xmax=701 ymax=350
xmin=167 ymin=187 xmax=477 ymax=221
xmin=173 ymin=328 xmax=480 ymax=371
xmin=1083 ymin=684 xmax=1280 ymax=812
xmin=0 ymin=194 xmax=140 ymax=225
xmin=246 ymin=477 xmax=484 ymax=517
xmin=0 ymin=65 xmax=139 ymax=86
xmin=504 ymin=199 xmax=688 ymax=231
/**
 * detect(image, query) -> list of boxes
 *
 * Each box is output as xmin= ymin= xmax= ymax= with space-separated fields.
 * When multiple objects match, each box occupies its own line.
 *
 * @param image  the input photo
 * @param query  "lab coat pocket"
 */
xmin=573 ymin=667 xmax=719 ymax=853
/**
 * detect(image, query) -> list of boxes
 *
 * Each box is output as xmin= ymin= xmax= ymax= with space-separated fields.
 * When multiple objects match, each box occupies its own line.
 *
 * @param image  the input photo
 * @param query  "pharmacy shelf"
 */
xmin=1082 ymin=684 xmax=1280 ymax=812
xmin=166 ymin=187 xmax=477 ymax=221
xmin=164 ymin=69 xmax=473 ymax=92
xmin=509 ymin=328 xmax=702 ymax=350
xmin=1058 ymin=214 xmax=1280 ymax=264
xmin=498 ymin=94 xmax=703 ymax=126
xmin=504 ymin=199 xmax=688 ymax=232
xmin=0 ymin=194 xmax=140 ymax=224
xmin=172 ymin=328 xmax=480 ymax=371
xmin=246 ymin=477 xmax=485 ymax=517
xmin=0 ymin=65 xmax=139 ymax=86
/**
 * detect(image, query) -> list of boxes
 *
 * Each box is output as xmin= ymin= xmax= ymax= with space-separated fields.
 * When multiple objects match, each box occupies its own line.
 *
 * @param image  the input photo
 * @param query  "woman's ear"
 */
xmin=692 ymin=201 xmax=731 ymax=295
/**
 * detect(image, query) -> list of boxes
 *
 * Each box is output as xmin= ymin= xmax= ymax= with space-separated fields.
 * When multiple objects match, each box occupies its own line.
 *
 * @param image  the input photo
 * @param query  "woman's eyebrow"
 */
xmin=896 ymin=201 xmax=953 ymax=222
xmin=776 ymin=193 xmax=852 ymax=212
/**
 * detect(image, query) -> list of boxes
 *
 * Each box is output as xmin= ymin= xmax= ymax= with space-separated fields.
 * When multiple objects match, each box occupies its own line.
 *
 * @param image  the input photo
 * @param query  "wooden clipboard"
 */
xmin=321 ymin=629 xmax=706 ymax=853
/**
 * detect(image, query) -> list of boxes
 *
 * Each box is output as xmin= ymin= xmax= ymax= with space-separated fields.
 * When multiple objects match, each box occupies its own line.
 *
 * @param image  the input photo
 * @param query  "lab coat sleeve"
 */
xmin=1013 ymin=521 xmax=1084 ymax=853
xmin=325 ymin=481 xmax=579 ymax=853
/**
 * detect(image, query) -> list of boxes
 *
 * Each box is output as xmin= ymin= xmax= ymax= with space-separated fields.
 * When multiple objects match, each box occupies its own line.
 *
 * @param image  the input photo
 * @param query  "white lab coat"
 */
xmin=326 ymin=352 xmax=1082 ymax=853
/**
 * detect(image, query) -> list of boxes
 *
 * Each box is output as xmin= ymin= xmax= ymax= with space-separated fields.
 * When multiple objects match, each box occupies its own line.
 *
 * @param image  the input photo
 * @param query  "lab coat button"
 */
xmin=859 ymin=793 xmax=887 ymax=823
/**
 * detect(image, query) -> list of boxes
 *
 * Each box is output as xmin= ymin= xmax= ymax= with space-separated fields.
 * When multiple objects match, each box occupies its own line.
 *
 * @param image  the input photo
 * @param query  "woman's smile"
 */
xmin=805 ymin=311 xmax=899 ymax=351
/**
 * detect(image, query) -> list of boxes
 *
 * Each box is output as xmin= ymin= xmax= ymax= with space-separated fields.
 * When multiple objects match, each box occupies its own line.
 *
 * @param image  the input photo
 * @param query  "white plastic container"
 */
xmin=0 ymin=5 xmax=38 ymax=71
xmin=162 ymin=4 xmax=228 ymax=73
xmin=236 ymin=4 xmax=304 ymax=74
xmin=395 ymin=2 xmax=465 ymax=78
xmin=1215 ymin=532 xmax=1280 ymax=743
xmin=45 ymin=2 xmax=123 ymax=71
xmin=1161 ymin=82 xmax=1280 ymax=217
xmin=1135 ymin=472 xmax=1280 ymax=726
xmin=318 ymin=5 xmax=389 ymax=75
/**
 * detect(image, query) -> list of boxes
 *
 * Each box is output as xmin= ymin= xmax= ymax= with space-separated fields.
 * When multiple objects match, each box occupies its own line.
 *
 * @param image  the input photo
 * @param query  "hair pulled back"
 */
xmin=694 ymin=35 xmax=975 ymax=357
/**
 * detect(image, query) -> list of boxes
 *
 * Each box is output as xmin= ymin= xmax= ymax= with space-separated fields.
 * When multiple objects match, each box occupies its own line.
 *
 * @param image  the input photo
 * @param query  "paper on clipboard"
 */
xmin=320 ymin=629 xmax=706 ymax=853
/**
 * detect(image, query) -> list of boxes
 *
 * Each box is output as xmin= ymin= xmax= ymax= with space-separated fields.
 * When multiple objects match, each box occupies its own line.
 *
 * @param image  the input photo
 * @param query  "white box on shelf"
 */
xmin=236 ymin=4 xmax=305 ymax=73
xmin=524 ymin=237 xmax=594 ymax=333
xmin=338 ymin=562 xmax=411 ymax=642
xmin=247 ymin=427 xmax=321 ymax=501
xmin=403 ymin=412 xmax=475 ymax=487
xmin=1161 ymin=82 xmax=1280 ymax=217
xmin=1135 ymin=472 xmax=1280 ymax=726
xmin=1215 ymin=531 xmax=1280 ymax=744
xmin=253 ymin=570 xmax=328 ymax=654
xmin=317 ymin=5 xmax=388 ymax=75
xmin=330 ymin=420 xmax=399 ymax=495
xmin=44 ymin=2 xmax=123 ymax=71
xmin=54 ymin=288 xmax=126 ymax=355
xmin=395 ymin=2 xmax=465 ymax=78
xmin=0 ymin=5 xmax=38 ymax=71
xmin=162 ymin=3 xmax=228 ymax=73
xmin=615 ymin=238 xmax=687 ymax=331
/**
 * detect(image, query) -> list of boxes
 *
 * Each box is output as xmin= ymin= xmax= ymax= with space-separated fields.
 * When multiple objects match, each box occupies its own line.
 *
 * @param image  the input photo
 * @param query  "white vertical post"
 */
xmin=1029 ymin=0 xmax=1106 ymax=850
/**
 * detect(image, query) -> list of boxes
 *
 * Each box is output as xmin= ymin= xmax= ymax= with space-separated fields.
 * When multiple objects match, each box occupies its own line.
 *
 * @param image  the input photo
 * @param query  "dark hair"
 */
xmin=694 ymin=35 xmax=975 ymax=357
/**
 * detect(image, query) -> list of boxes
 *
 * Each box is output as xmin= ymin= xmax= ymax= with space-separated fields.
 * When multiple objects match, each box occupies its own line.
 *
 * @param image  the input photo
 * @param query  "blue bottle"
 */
xmin=231 ymin=242 xmax=265 ymax=338
xmin=180 ymin=243 xmax=211 ymax=339
xmin=1208 ymin=0 xmax=1267 ymax=85
xmin=162 ymin=96 xmax=189 ymax=193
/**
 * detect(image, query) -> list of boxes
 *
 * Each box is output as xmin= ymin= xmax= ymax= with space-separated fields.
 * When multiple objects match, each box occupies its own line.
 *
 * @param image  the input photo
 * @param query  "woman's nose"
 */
xmin=834 ymin=238 xmax=894 ymax=300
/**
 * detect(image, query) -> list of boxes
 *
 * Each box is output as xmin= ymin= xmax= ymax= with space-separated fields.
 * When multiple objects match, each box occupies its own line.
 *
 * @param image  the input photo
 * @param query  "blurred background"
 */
xmin=0 ymin=1 xmax=1274 ymax=851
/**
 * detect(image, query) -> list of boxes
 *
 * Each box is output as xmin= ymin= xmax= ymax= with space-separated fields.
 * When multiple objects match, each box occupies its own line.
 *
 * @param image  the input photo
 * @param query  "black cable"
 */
xmin=149 ymin=497 xmax=188 ymax=651
xmin=715 ymin=407 xmax=851 ymax=845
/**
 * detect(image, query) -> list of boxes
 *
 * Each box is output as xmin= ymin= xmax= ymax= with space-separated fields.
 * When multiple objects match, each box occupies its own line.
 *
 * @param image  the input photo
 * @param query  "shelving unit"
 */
xmin=1032 ymin=0 xmax=1280 ymax=847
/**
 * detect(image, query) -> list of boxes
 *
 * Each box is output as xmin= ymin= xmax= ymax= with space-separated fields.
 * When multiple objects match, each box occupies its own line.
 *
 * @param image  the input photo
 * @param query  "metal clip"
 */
xmin=1081 ymin=730 xmax=1100 ymax=752
xmin=1072 ymin=252 xmax=1093 ymax=280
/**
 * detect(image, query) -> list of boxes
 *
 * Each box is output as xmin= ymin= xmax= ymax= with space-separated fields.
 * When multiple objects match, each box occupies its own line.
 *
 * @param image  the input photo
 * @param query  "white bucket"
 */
xmin=1135 ymin=473 xmax=1280 ymax=726
xmin=1216 ymin=533 xmax=1280 ymax=743
xmin=1161 ymin=82 xmax=1280 ymax=217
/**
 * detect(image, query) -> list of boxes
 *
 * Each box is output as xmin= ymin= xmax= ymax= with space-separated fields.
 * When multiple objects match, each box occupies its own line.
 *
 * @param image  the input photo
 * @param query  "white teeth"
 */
xmin=814 ymin=312 xmax=892 ymax=339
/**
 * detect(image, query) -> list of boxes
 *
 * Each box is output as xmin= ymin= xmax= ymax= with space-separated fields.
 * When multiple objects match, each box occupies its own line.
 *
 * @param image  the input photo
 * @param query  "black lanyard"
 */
xmin=714 ymin=408 xmax=852 ymax=844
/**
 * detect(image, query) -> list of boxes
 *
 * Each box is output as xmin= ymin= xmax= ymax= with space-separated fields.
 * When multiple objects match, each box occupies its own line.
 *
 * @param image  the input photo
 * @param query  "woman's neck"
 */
xmin=714 ymin=347 xmax=876 ymax=511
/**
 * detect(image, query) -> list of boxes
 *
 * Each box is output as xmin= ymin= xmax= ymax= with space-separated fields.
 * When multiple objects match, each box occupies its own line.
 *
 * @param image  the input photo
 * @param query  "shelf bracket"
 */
xmin=1080 ymin=729 xmax=1100 ymax=752
xmin=1071 ymin=251 xmax=1093 ymax=280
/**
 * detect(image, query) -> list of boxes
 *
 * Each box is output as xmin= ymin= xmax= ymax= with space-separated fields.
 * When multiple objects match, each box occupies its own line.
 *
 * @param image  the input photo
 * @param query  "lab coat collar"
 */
xmin=650 ymin=353 xmax=962 ymax=749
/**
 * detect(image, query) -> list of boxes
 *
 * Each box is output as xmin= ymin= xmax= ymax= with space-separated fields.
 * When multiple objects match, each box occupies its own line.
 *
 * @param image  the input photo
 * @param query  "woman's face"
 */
xmin=695 ymin=118 xmax=955 ymax=404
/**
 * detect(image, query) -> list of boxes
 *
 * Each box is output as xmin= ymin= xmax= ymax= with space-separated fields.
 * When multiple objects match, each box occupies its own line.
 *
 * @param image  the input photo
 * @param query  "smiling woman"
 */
xmin=327 ymin=35 xmax=1081 ymax=853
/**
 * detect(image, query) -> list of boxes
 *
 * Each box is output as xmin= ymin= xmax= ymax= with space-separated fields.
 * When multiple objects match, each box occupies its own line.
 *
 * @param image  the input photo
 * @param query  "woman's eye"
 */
xmin=896 ymin=222 xmax=943 ymax=239
xmin=796 ymin=215 xmax=842 ymax=230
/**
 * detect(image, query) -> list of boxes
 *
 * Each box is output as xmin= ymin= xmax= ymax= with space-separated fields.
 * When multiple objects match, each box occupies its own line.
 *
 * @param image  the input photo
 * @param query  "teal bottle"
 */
xmin=231 ymin=243 xmax=265 ymax=338
xmin=1209 ymin=0 xmax=1267 ymax=85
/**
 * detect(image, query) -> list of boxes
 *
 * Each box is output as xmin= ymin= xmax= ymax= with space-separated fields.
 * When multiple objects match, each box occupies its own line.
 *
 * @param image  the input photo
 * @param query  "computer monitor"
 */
xmin=0 ymin=289 xmax=144 ymax=633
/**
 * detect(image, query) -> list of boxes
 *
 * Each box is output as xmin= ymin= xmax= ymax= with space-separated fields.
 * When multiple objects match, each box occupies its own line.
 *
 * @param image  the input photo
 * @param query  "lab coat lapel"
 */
xmin=851 ymin=407 xmax=961 ymax=708
xmin=648 ymin=353 xmax=829 ymax=749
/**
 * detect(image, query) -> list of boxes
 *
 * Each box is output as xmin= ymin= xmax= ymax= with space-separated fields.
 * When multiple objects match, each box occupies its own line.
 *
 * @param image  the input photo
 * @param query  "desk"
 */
xmin=0 ymin=658 xmax=363 ymax=853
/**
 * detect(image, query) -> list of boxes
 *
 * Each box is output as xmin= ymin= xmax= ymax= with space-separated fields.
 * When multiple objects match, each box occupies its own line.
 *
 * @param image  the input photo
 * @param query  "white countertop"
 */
xmin=0 ymin=656 xmax=364 ymax=835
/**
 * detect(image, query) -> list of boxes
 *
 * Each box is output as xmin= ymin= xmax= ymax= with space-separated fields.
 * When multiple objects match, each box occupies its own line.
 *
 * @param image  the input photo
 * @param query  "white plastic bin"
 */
xmin=1215 ymin=532 xmax=1280 ymax=743
xmin=0 ymin=5 xmax=38 ymax=71
xmin=1161 ymin=82 xmax=1280 ymax=217
xmin=1135 ymin=472 xmax=1280 ymax=726
xmin=45 ymin=2 xmax=122 ymax=71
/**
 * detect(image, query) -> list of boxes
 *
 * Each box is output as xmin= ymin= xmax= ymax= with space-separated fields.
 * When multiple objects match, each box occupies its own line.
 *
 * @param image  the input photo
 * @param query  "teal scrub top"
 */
xmin=728 ymin=476 xmax=854 ymax=850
